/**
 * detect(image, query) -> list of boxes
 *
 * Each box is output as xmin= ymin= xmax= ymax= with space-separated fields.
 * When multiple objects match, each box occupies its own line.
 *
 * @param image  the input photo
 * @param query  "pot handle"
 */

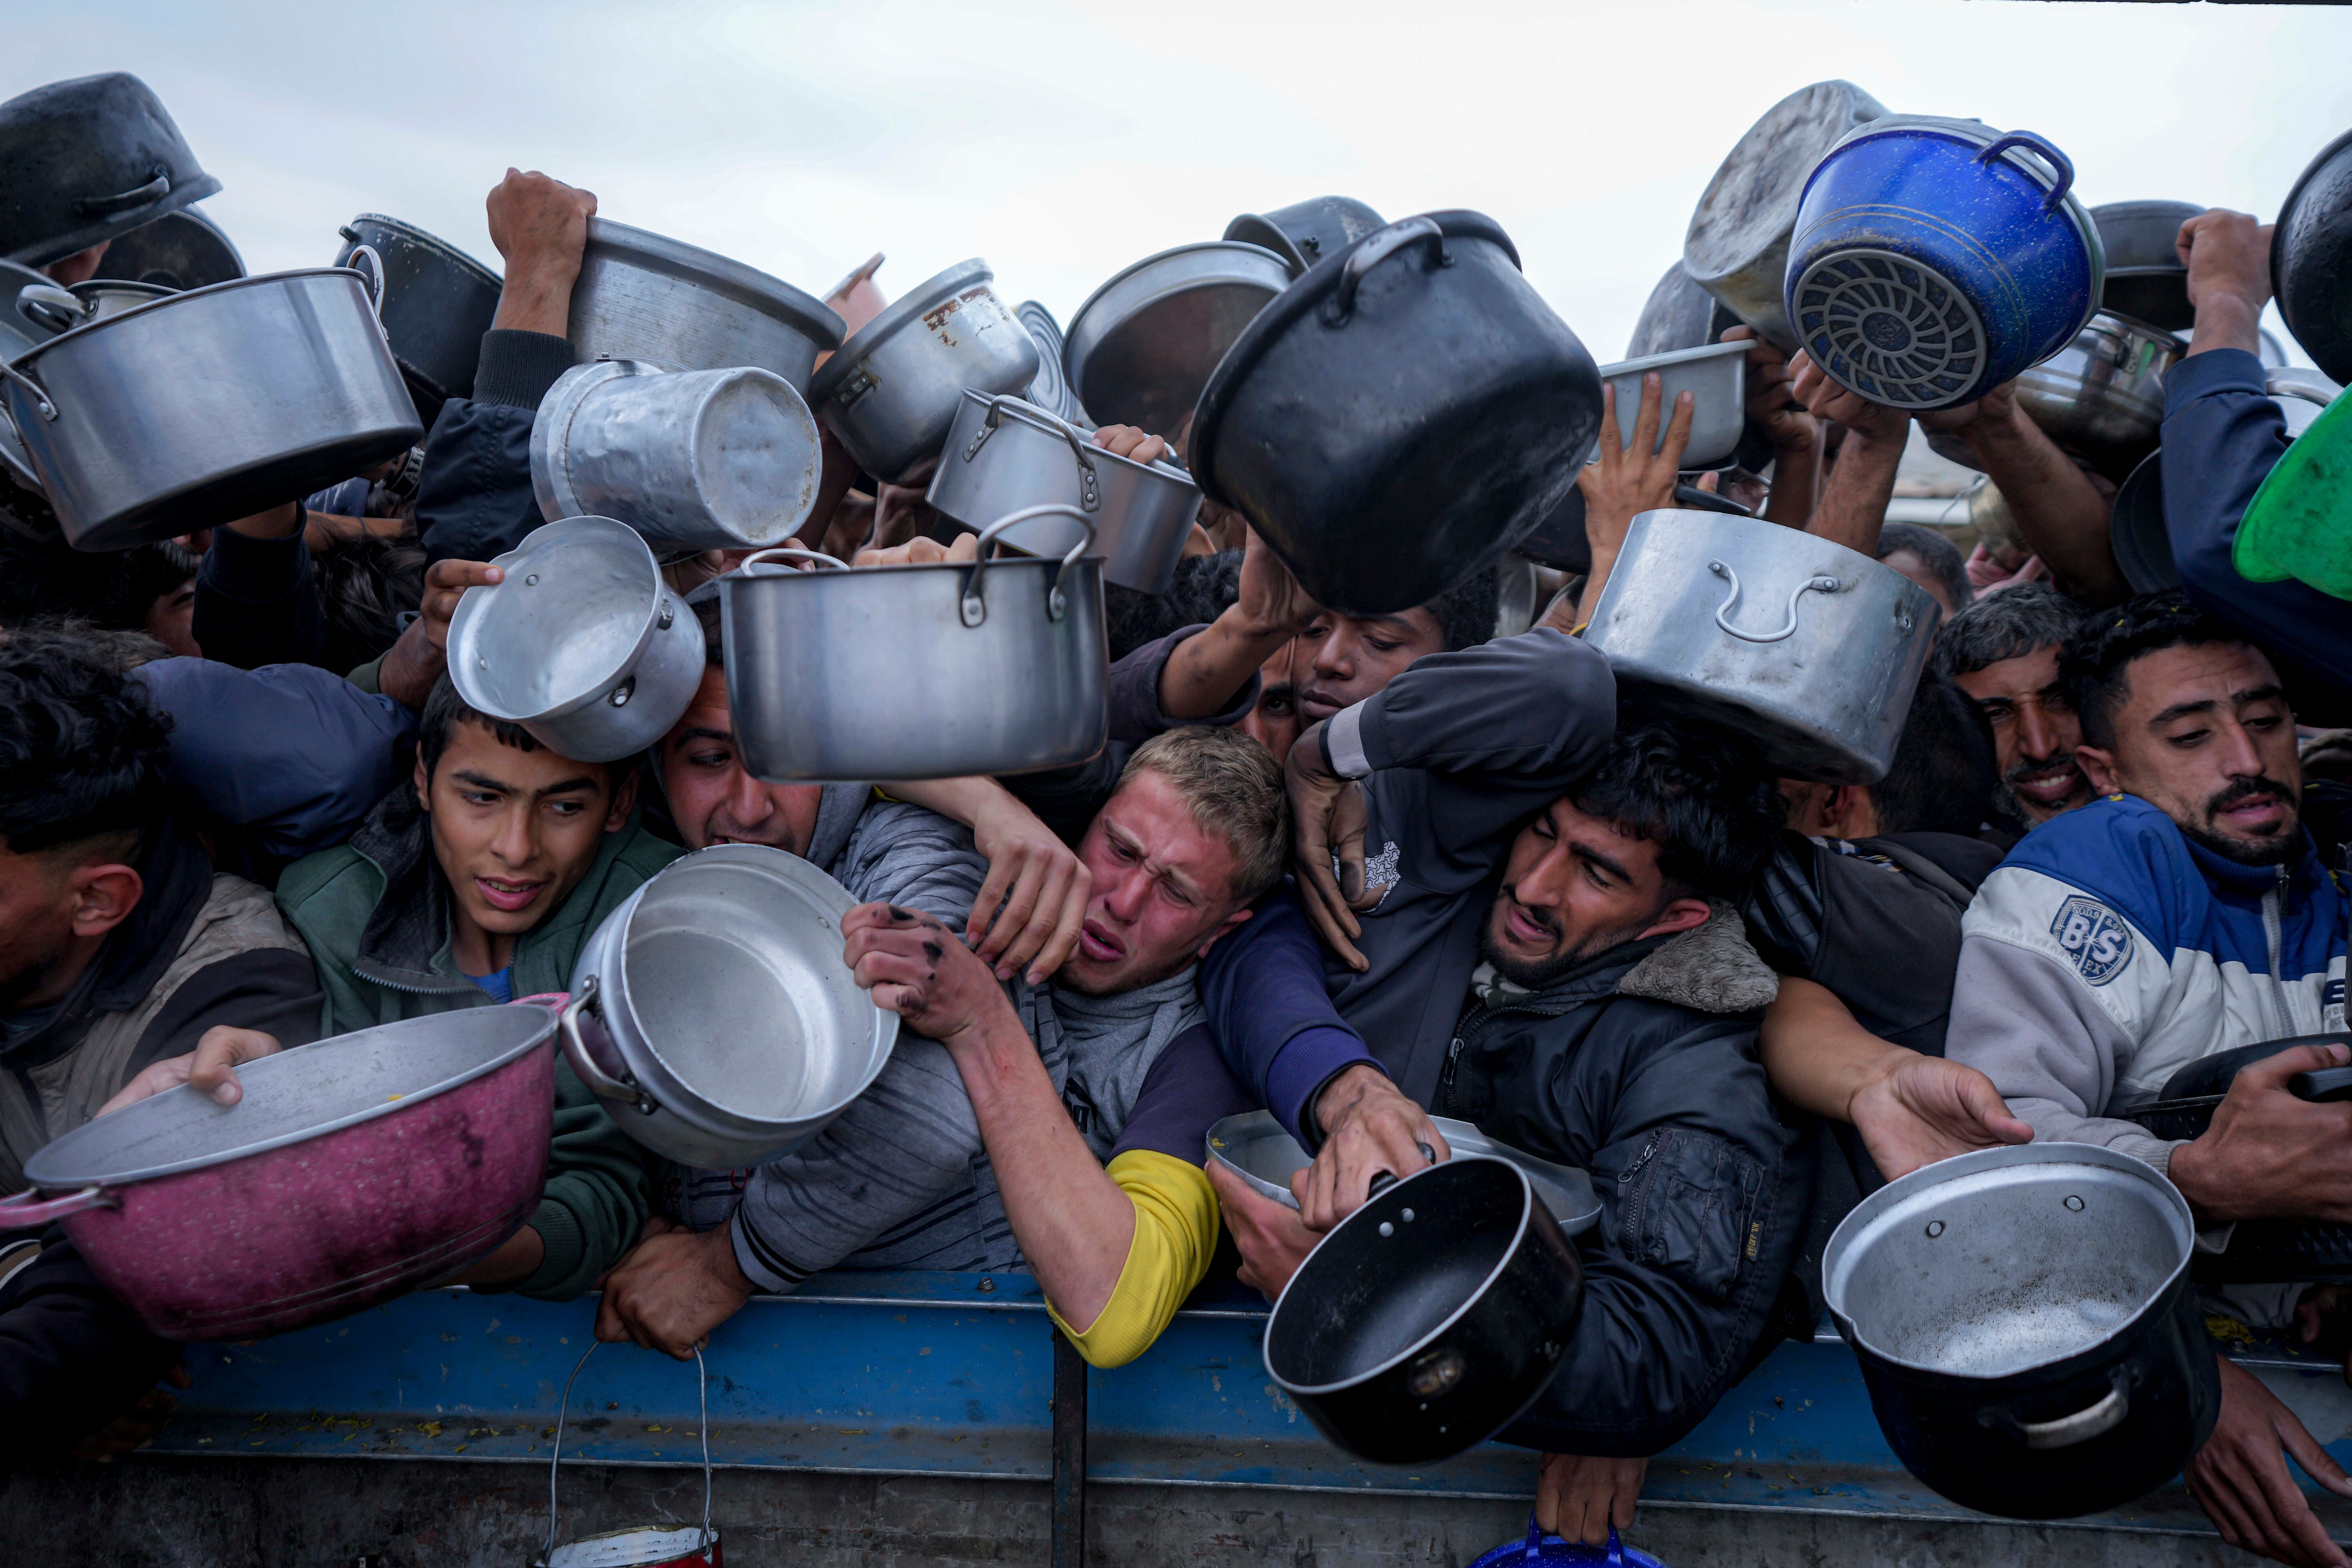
xmin=2002 ymin=1375 xmax=2130 ymax=1450
xmin=541 ymin=1341 xmax=713 ymax=1568
xmin=557 ymin=976 xmax=655 ymax=1115
xmin=15 ymin=283 xmax=87 ymax=336
xmin=740 ymin=546 xmax=850 ymax=575
xmin=1330 ymin=216 xmax=1449 ymax=322
xmin=1706 ymin=559 xmax=1847 ymax=644
xmin=0 ymin=353 xmax=57 ymax=423
xmin=963 ymin=396 xmax=1100 ymax=513
xmin=1975 ymin=132 xmax=2075 ymax=214
xmin=342 ymin=243 xmax=388 ymax=318
xmin=966 ymin=504 xmax=1098 ymax=627
xmin=1508 ymin=1514 xmax=1630 ymax=1564
xmin=0 ymin=1185 xmax=115 ymax=1229
xmin=72 ymin=170 xmax=170 ymax=219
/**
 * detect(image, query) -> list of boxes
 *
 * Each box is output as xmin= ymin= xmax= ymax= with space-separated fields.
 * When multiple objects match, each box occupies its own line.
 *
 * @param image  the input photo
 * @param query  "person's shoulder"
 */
xmin=274 ymin=842 xmax=375 ymax=919
xmin=1968 ymin=795 xmax=2203 ymax=958
xmin=611 ymin=821 xmax=687 ymax=880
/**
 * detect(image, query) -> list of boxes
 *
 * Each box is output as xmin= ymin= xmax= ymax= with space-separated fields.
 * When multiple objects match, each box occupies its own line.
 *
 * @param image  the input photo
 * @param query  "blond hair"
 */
xmin=1115 ymin=726 xmax=1291 ymax=905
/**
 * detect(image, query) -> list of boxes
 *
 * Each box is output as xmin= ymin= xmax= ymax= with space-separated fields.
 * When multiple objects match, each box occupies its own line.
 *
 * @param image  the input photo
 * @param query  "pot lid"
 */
xmin=808 ymin=257 xmax=993 ymax=400
xmin=582 ymin=219 xmax=843 ymax=353
xmin=0 ymin=73 xmax=222 ymax=269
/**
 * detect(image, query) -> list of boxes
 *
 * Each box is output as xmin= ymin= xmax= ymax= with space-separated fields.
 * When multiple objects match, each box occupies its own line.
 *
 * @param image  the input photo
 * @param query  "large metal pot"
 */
xmin=0 ymin=1006 xmax=555 ymax=1341
xmin=1587 ymin=510 xmax=1937 ymax=783
xmin=0 ymin=264 xmax=423 ymax=550
xmin=2273 ymin=128 xmax=2352 ymax=386
xmin=13 ymin=277 xmax=176 ymax=336
xmin=561 ymin=844 xmax=898 ymax=1170
xmin=0 ymin=72 xmax=222 ymax=269
xmin=1787 ymin=118 xmax=2104 ymax=411
xmin=1063 ymin=241 xmax=1292 ymax=436
xmin=1684 ymin=81 xmax=1890 ymax=349
xmin=805 ymin=259 xmax=1036 ymax=485
xmin=2091 ymin=199 xmax=2200 ymax=333
xmin=1823 ymin=1143 xmax=2221 ymax=1520
xmin=531 ymin=359 xmax=823 ymax=550
xmin=447 ymin=516 xmax=703 ymax=763
xmin=335 ymin=214 xmax=503 ymax=427
xmin=720 ymin=507 xmax=1108 ymax=782
xmin=1264 ymin=1157 xmax=1583 ymax=1466
xmin=1191 ymin=212 xmax=1604 ymax=616
xmin=2010 ymin=311 xmax=2183 ymax=477
xmin=1224 ymin=196 xmax=1387 ymax=277
xmin=90 ymin=205 xmax=245 ymax=291
xmin=569 ymin=219 xmax=843 ymax=392
xmin=926 ymin=391 xmax=1199 ymax=593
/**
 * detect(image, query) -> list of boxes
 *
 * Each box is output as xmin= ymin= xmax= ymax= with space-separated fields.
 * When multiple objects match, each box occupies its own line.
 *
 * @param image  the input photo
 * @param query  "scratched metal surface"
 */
xmin=143 ymin=1270 xmax=2352 ymax=1542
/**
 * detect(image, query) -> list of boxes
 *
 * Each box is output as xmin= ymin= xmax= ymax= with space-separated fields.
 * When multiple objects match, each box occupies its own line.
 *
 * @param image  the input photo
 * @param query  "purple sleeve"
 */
xmin=1106 ymin=624 xmax=1258 ymax=745
xmin=1198 ymin=887 xmax=1383 ymax=1150
xmin=1111 ymin=1023 xmax=1259 ymax=1164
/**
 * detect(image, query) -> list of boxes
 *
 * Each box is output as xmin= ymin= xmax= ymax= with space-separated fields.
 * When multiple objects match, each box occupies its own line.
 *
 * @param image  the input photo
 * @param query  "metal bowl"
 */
xmin=1205 ymin=1109 xmax=1601 ymax=1235
xmin=2090 ymin=200 xmax=2200 ymax=333
xmin=1590 ymin=339 xmax=1750 ymax=469
xmin=1063 ymin=241 xmax=1292 ymax=436
xmin=568 ymin=219 xmax=842 ymax=392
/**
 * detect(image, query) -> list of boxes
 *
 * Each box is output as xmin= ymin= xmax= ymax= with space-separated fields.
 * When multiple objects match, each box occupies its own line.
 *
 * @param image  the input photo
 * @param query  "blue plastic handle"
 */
xmin=1509 ymin=1514 xmax=1641 ymax=1565
xmin=1975 ymin=131 xmax=2075 ymax=214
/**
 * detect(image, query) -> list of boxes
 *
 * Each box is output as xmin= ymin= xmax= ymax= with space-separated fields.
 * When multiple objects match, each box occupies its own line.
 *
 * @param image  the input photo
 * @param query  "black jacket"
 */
xmin=0 ymin=1230 xmax=179 ymax=1468
xmin=415 ymin=329 xmax=577 ymax=566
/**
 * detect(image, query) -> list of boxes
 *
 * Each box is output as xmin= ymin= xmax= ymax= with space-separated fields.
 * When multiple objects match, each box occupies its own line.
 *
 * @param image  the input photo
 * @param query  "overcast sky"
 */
xmin=8 ymin=0 xmax=2348 ymax=367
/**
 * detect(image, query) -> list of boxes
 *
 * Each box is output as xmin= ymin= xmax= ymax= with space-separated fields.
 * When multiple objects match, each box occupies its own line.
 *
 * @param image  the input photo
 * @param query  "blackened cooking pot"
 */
xmin=92 ymin=206 xmax=245 ymax=291
xmin=1224 ymin=196 xmax=1387 ymax=277
xmin=2273 ymin=128 xmax=2352 ymax=386
xmin=1191 ymin=212 xmax=1603 ymax=616
xmin=335 ymin=214 xmax=503 ymax=427
xmin=0 ymin=73 xmax=222 ymax=269
xmin=1823 ymin=1143 xmax=2220 ymax=1520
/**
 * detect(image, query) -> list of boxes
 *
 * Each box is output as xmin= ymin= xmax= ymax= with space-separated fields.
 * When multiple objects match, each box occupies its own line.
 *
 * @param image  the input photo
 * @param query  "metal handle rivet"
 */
xmin=1378 ymin=1222 xmax=1394 ymax=1238
xmin=2064 ymin=1195 xmax=2085 ymax=1212
xmin=1401 ymin=1208 xmax=1415 ymax=1222
xmin=1925 ymin=1220 xmax=1945 ymax=1238
xmin=525 ymin=574 xmax=539 ymax=586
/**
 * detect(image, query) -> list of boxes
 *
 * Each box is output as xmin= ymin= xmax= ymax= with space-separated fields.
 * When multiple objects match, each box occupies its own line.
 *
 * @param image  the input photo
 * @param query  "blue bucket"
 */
xmin=1784 ymin=118 xmax=2103 ymax=410
xmin=1468 ymin=1518 xmax=1669 ymax=1568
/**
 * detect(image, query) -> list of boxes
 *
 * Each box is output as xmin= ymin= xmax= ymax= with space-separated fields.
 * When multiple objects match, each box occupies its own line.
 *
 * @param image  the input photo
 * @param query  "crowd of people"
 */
xmin=2 ymin=67 xmax=2351 ymax=1568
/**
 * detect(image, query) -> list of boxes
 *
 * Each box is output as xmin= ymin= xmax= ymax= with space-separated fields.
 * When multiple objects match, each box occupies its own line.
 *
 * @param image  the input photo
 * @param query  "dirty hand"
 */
xmin=1723 ymin=325 xmax=1817 ymax=454
xmin=1208 ymin=1160 xmax=1319 ymax=1300
xmin=2169 ymin=1044 xmax=2352 ymax=1224
xmin=1285 ymin=721 xmax=1373 ymax=972
xmin=1788 ymin=349 xmax=1910 ymax=441
xmin=1234 ymin=524 xmax=1320 ymax=641
xmin=965 ymin=792 xmax=1091 ymax=984
xmin=2187 ymin=1357 xmax=2352 ymax=1568
xmin=842 ymin=903 xmax=1019 ymax=1046
xmin=1295 ymin=1064 xmax=1448 ymax=1232
xmin=1576 ymin=372 xmax=1694 ymax=564
xmin=1536 ymin=1453 xmax=1648 ymax=1546
xmin=1965 ymin=542 xmax=2046 ymax=593
xmin=1846 ymin=1051 xmax=2034 ymax=1181
xmin=595 ymin=1223 xmax=755 ymax=1359
xmin=853 ymin=533 xmax=977 ymax=568
xmin=1090 ymin=425 xmax=1172 ymax=466
xmin=100 ymin=1028 xmax=283 ymax=1116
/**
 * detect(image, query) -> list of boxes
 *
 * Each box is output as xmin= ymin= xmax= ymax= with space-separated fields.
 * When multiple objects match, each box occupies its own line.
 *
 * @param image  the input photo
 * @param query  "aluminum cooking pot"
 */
xmin=926 ymin=391 xmax=1199 ymax=593
xmin=2091 ymin=199 xmax=2201 ymax=333
xmin=447 ymin=516 xmax=702 ymax=763
xmin=569 ymin=219 xmax=843 ymax=392
xmin=0 ymin=1006 xmax=555 ymax=1341
xmin=1191 ymin=212 xmax=1604 ymax=616
xmin=335 ymin=213 xmax=503 ymax=427
xmin=0 ymin=262 xmax=422 ymax=550
xmin=1823 ymin=1143 xmax=2221 ymax=1520
xmin=1206 ymin=1110 xmax=1602 ymax=1233
xmin=90 ymin=205 xmax=245 ymax=291
xmin=1587 ymin=510 xmax=1936 ymax=783
xmin=14 ymin=278 xmax=175 ymax=336
xmin=1684 ymin=80 xmax=1890 ymax=349
xmin=563 ymin=844 xmax=899 ymax=1170
xmin=1016 ymin=299 xmax=1084 ymax=424
xmin=1787 ymin=117 xmax=2104 ymax=411
xmin=1590 ymin=339 xmax=1749 ymax=469
xmin=1224 ymin=196 xmax=1387 ymax=277
xmin=2011 ymin=311 xmax=2182 ymax=478
xmin=532 ymin=359 xmax=823 ymax=550
xmin=720 ymin=506 xmax=1108 ymax=782
xmin=0 ymin=72 xmax=222 ymax=269
xmin=2273 ymin=128 xmax=2352 ymax=386
xmin=806 ymin=259 xmax=1036 ymax=485
xmin=1064 ymin=241 xmax=1293 ymax=436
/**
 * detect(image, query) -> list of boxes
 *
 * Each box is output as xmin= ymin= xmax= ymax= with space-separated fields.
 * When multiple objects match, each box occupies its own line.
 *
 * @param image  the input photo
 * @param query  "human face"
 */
xmin=1480 ymin=798 xmax=1710 ymax=989
xmin=658 ymin=667 xmax=823 ymax=854
xmin=2078 ymin=642 xmax=2300 ymax=866
xmin=1239 ymin=641 xmax=1302 ymax=767
xmin=144 ymin=577 xmax=199 ymax=659
xmin=0 ymin=838 xmax=140 ymax=1011
xmin=1953 ymin=643 xmax=2090 ymax=824
xmin=415 ymin=721 xmax=631 ymax=969
xmin=1061 ymin=770 xmax=1251 ymax=995
xmin=1881 ymin=550 xmax=1956 ymax=625
xmin=1294 ymin=607 xmax=1445 ymax=726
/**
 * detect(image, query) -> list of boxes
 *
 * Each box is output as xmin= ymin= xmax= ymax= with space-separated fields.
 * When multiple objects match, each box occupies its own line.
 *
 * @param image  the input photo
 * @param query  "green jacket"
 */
xmin=277 ymin=785 xmax=681 ymax=1300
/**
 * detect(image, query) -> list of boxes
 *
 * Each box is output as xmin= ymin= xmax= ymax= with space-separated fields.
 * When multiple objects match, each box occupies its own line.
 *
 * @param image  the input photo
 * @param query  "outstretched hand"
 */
xmin=842 ymin=902 xmax=1018 ymax=1046
xmin=1286 ymin=721 xmax=1374 ymax=972
xmin=1846 ymin=1052 xmax=2033 ymax=1180
xmin=99 ymin=1027 xmax=283 ymax=1117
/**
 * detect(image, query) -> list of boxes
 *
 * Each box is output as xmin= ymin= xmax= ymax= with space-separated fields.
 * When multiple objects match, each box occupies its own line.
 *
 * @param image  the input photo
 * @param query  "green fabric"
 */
xmin=345 ymin=654 xmax=385 ymax=697
xmin=2235 ymin=386 xmax=2352 ymax=601
xmin=277 ymin=816 xmax=681 ymax=1300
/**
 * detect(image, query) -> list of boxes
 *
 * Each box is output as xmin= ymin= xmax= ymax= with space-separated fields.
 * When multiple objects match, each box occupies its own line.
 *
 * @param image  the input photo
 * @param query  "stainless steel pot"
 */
xmin=14 ymin=277 xmax=175 ymax=334
xmin=561 ymin=844 xmax=898 ymax=1170
xmin=532 ymin=359 xmax=823 ymax=550
xmin=1206 ymin=1110 xmax=1600 ymax=1234
xmin=719 ymin=506 xmax=1108 ymax=782
xmin=1063 ymin=241 xmax=1292 ymax=436
xmin=805 ymin=259 xmax=1037 ymax=485
xmin=926 ymin=391 xmax=1199 ymax=593
xmin=2010 ymin=312 xmax=2182 ymax=477
xmin=568 ymin=219 xmax=843 ymax=392
xmin=1586 ymin=510 xmax=1938 ymax=784
xmin=0 ymin=263 xmax=422 ymax=550
xmin=447 ymin=516 xmax=703 ymax=763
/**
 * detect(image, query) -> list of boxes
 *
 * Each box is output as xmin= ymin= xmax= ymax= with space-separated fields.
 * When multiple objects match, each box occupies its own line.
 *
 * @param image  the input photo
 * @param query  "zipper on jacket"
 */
xmin=351 ymin=963 xmax=479 ymax=998
xmin=1616 ymin=1130 xmax=1666 ymax=1248
xmin=2265 ymin=867 xmax=2294 ymax=1038
xmin=1437 ymin=997 xmax=1586 ymax=1116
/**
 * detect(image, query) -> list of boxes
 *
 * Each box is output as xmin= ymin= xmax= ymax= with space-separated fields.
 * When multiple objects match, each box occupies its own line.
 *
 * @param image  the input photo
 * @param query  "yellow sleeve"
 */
xmin=1046 ymin=1149 xmax=1221 ymax=1369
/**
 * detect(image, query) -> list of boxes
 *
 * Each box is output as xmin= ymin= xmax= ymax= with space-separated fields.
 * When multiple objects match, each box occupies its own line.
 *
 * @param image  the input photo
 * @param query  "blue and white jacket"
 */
xmin=1947 ymin=793 xmax=2348 ymax=1180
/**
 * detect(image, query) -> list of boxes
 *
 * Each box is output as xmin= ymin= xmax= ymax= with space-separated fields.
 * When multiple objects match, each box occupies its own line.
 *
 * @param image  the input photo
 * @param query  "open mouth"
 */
xmin=474 ymin=876 xmax=546 ymax=914
xmin=1502 ymin=901 xmax=1556 ymax=951
xmin=1077 ymin=919 xmax=1126 ymax=963
xmin=2007 ymin=763 xmax=2083 ymax=808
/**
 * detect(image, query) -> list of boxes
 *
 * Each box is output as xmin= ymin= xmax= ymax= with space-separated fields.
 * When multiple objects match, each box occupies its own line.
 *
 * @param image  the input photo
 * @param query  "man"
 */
xmin=1946 ymin=594 xmax=2351 ymax=1568
xmin=598 ymin=729 xmax=1271 ymax=1366
xmin=272 ymin=676 xmax=676 ymax=1300
xmin=1937 ymin=582 xmax=2091 ymax=831
xmin=1290 ymin=569 xmax=1498 ymax=726
xmin=1873 ymin=522 xmax=1971 ymax=626
xmin=1198 ymin=629 xmax=1812 ymax=1545
xmin=1239 ymin=641 xmax=1303 ymax=767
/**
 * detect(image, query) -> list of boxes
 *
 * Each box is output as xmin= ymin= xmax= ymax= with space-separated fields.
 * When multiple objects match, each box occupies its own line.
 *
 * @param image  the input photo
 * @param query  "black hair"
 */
xmin=1572 ymin=717 xmax=1783 ymax=900
xmin=1869 ymin=672 xmax=2000 ymax=836
xmin=1426 ymin=567 xmax=1501 ymax=653
xmin=312 ymin=532 xmax=425 ymax=674
xmin=1874 ymin=523 xmax=1971 ymax=613
xmin=2059 ymin=592 xmax=2262 ymax=751
xmin=417 ymin=674 xmax=552 ymax=783
xmin=0 ymin=527 xmax=195 ymax=634
xmin=0 ymin=631 xmax=173 ymax=856
xmin=1933 ymin=581 xmax=2084 ymax=680
xmin=1104 ymin=550 xmax=1244 ymax=662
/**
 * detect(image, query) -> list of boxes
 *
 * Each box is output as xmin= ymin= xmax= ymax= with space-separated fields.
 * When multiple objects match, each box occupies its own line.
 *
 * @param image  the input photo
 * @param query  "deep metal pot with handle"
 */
xmin=1823 ymin=1142 xmax=2221 ymax=1520
xmin=334 ymin=213 xmax=503 ymax=426
xmin=0 ymin=72 xmax=222 ymax=269
xmin=2012 ymin=311 xmax=2182 ymax=477
xmin=14 ymin=277 xmax=175 ymax=335
xmin=1190 ymin=212 xmax=1603 ymax=616
xmin=720 ymin=507 xmax=1107 ymax=781
xmin=1063 ymin=241 xmax=1293 ymax=436
xmin=562 ymin=844 xmax=899 ymax=1170
xmin=446 ymin=516 xmax=702 ymax=763
xmin=2092 ymin=199 xmax=2201 ymax=333
xmin=926 ymin=391 xmax=1199 ymax=593
xmin=0 ymin=261 xmax=422 ymax=550
xmin=1223 ymin=196 xmax=1387 ymax=277
xmin=569 ymin=219 xmax=843 ymax=392
xmin=1585 ymin=510 xmax=1936 ymax=783
xmin=1207 ymin=1110 xmax=1601 ymax=1234
xmin=2272 ymin=128 xmax=2352 ymax=386
xmin=805 ymin=259 xmax=1036 ymax=485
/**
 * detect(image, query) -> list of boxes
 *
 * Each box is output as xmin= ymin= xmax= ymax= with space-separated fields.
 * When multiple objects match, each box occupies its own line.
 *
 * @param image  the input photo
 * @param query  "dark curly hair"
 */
xmin=1104 ymin=550 xmax=1246 ymax=662
xmin=1573 ymin=716 xmax=1783 ymax=900
xmin=2060 ymin=592 xmax=2263 ymax=751
xmin=419 ymin=674 xmax=548 ymax=783
xmin=1870 ymin=672 xmax=1999 ymax=836
xmin=1426 ymin=567 xmax=1501 ymax=653
xmin=313 ymin=533 xmax=426 ymax=674
xmin=0 ymin=527 xmax=196 ymax=635
xmin=0 ymin=632 xmax=173 ymax=857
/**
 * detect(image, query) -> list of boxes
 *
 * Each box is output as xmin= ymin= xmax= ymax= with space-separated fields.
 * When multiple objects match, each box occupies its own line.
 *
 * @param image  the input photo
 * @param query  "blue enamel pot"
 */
xmin=1784 ymin=117 xmax=2103 ymax=410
